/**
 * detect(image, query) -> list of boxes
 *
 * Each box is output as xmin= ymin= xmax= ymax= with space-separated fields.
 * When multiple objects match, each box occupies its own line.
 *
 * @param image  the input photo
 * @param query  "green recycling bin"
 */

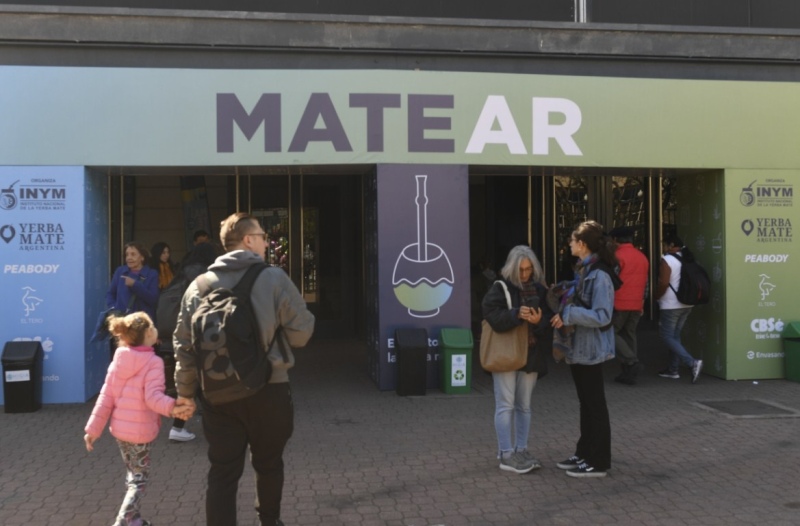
xmin=781 ymin=322 xmax=800 ymax=383
xmin=440 ymin=328 xmax=473 ymax=394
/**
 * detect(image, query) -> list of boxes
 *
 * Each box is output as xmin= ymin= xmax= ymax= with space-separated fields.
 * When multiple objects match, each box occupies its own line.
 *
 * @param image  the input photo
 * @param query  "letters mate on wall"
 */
xmin=392 ymin=175 xmax=454 ymax=318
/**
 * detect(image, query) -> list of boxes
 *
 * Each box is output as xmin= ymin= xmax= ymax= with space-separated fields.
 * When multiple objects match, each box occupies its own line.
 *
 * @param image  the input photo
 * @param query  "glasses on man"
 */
xmin=246 ymin=231 xmax=268 ymax=241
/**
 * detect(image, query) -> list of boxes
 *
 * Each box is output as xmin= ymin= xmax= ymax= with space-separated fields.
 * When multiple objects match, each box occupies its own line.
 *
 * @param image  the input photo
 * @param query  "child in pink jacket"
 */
xmin=84 ymin=312 xmax=189 ymax=526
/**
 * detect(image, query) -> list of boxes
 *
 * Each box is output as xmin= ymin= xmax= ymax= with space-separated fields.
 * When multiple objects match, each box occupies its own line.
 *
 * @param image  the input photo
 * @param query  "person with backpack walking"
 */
xmin=84 ymin=311 xmax=192 ymax=526
xmin=156 ymin=241 xmax=219 ymax=442
xmin=656 ymin=233 xmax=704 ymax=383
xmin=173 ymin=212 xmax=315 ymax=526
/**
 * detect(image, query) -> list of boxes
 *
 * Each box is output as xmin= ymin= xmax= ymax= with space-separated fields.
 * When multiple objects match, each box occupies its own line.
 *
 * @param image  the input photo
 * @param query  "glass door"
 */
xmin=248 ymin=172 xmax=362 ymax=338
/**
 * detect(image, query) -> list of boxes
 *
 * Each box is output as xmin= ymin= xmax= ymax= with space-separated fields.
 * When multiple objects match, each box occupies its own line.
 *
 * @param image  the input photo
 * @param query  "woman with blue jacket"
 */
xmin=550 ymin=221 xmax=618 ymax=478
xmin=106 ymin=241 xmax=160 ymax=327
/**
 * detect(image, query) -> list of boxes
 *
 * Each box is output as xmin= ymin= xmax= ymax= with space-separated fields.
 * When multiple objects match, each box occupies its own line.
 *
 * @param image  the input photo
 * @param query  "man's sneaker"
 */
xmin=566 ymin=461 xmax=607 ymax=478
xmin=517 ymin=450 xmax=542 ymax=470
xmin=692 ymin=359 xmax=704 ymax=384
xmin=658 ymin=369 xmax=680 ymax=379
xmin=499 ymin=452 xmax=536 ymax=474
xmin=169 ymin=427 xmax=196 ymax=442
xmin=556 ymin=455 xmax=584 ymax=470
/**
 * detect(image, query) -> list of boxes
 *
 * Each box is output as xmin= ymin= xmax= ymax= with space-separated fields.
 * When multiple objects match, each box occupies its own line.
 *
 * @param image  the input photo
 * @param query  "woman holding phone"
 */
xmin=481 ymin=245 xmax=552 ymax=474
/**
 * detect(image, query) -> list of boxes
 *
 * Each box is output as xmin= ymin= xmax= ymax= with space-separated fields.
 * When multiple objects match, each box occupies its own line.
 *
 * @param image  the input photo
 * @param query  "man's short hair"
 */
xmin=219 ymin=213 xmax=257 ymax=252
xmin=193 ymin=229 xmax=210 ymax=242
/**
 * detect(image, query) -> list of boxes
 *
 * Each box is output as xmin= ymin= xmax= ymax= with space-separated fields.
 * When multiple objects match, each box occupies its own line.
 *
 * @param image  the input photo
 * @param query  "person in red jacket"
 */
xmin=609 ymin=226 xmax=650 ymax=385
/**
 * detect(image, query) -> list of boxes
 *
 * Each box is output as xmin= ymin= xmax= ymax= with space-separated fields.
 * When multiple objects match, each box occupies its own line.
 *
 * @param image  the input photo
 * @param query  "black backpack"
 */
xmin=191 ymin=263 xmax=276 ymax=405
xmin=667 ymin=250 xmax=711 ymax=306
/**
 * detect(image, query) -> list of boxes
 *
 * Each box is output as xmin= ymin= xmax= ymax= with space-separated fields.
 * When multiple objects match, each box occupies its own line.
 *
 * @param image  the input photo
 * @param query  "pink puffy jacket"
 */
xmin=85 ymin=345 xmax=175 ymax=444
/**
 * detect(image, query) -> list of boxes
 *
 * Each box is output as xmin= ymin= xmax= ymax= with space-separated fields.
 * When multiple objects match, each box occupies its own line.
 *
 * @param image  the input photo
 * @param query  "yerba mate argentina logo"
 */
xmin=741 ymin=218 xmax=792 ymax=243
xmin=0 ymin=178 xmax=66 ymax=211
xmin=0 ymin=223 xmax=65 ymax=251
xmin=739 ymin=179 xmax=793 ymax=208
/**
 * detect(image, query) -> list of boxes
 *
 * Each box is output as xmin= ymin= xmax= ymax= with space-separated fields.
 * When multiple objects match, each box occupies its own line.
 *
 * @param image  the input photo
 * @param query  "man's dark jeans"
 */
xmin=201 ymin=383 xmax=294 ymax=526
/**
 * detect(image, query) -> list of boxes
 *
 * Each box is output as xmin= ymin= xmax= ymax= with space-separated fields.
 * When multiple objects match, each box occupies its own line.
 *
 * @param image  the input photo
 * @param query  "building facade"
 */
xmin=1 ymin=3 xmax=799 ymax=401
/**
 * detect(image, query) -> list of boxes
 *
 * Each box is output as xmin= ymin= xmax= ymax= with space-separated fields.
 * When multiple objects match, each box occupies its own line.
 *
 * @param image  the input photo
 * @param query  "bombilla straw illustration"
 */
xmin=416 ymin=175 xmax=428 ymax=261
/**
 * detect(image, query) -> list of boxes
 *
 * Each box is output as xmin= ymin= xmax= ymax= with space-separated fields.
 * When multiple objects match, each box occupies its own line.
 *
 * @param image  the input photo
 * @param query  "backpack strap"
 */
xmin=234 ymin=263 xmax=290 ymax=364
xmin=665 ymin=252 xmax=683 ymax=295
xmin=232 ymin=262 xmax=268 ymax=296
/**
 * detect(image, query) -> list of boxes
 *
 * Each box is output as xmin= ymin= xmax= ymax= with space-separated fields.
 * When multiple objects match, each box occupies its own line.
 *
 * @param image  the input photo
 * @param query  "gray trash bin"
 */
xmin=2 ymin=341 xmax=43 ymax=413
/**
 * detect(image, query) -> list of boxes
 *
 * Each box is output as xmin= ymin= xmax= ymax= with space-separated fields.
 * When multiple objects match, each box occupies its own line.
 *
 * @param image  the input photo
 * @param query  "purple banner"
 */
xmin=375 ymin=164 xmax=470 ymax=391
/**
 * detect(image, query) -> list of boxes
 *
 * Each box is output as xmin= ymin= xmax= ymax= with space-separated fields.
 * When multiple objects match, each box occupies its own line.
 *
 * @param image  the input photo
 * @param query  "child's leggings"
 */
xmin=114 ymin=440 xmax=151 ymax=526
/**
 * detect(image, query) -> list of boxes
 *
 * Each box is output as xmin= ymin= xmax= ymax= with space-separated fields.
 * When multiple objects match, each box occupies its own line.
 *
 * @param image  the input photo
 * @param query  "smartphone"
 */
xmin=525 ymin=295 xmax=541 ymax=310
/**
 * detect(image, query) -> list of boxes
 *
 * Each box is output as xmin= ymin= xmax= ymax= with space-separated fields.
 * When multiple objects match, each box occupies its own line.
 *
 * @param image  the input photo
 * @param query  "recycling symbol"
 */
xmin=453 ymin=370 xmax=465 ymax=381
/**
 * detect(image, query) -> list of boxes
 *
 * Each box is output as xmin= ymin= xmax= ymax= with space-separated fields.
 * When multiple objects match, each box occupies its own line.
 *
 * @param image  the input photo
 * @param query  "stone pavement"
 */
xmin=2 ymin=322 xmax=800 ymax=526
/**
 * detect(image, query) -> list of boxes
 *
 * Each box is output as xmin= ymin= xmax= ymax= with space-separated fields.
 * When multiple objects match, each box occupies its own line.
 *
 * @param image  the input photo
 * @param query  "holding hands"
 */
xmin=173 ymin=396 xmax=196 ymax=420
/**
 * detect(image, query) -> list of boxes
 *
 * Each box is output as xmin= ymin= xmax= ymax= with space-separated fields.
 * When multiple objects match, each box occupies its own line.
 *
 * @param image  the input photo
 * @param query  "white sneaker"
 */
xmin=169 ymin=427 xmax=196 ymax=442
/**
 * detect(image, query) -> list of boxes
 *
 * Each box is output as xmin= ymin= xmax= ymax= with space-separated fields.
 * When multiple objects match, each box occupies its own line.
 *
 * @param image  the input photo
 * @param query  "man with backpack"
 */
xmin=173 ymin=212 xmax=315 ymax=526
xmin=656 ymin=233 xmax=703 ymax=383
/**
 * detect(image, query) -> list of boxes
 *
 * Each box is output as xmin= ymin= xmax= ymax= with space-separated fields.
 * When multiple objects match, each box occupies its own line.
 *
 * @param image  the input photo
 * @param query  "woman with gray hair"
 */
xmin=481 ymin=245 xmax=551 ymax=474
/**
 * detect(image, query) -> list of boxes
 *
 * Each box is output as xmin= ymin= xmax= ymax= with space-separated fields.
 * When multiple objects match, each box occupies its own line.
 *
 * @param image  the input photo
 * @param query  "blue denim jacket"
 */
xmin=561 ymin=267 xmax=615 ymax=365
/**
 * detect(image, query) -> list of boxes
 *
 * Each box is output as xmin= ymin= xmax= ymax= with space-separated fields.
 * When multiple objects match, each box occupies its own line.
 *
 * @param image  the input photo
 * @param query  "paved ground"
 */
xmin=2 ymin=321 xmax=800 ymax=526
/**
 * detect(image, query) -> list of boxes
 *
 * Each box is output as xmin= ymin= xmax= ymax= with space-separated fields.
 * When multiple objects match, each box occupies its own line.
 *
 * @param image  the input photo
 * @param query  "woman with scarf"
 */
xmin=550 ymin=221 xmax=619 ymax=478
xmin=150 ymin=241 xmax=175 ymax=291
xmin=481 ymin=245 xmax=551 ymax=474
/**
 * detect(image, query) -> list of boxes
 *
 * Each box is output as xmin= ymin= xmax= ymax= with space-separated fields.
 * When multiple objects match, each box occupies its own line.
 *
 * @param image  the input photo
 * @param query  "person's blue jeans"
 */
xmin=659 ymin=307 xmax=696 ymax=372
xmin=492 ymin=370 xmax=538 ymax=457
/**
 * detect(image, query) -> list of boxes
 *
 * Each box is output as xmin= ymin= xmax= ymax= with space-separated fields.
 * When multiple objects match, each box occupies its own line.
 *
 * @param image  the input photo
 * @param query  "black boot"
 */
xmin=614 ymin=363 xmax=636 ymax=385
xmin=628 ymin=361 xmax=644 ymax=382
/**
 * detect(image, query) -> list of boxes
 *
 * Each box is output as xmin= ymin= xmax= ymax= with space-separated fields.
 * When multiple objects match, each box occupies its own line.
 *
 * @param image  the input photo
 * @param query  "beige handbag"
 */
xmin=479 ymin=281 xmax=528 ymax=372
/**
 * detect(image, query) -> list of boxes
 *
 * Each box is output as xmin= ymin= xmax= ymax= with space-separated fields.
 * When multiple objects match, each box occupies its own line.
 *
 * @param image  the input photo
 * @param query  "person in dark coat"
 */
xmin=481 ymin=245 xmax=551 ymax=475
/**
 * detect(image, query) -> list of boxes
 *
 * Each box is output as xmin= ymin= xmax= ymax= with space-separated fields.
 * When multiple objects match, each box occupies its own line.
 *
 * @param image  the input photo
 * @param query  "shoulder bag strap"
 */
xmin=495 ymin=280 xmax=513 ymax=309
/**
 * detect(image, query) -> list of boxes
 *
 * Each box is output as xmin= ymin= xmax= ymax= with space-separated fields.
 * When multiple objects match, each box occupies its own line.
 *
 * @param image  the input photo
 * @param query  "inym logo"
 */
xmin=0 ymin=179 xmax=66 ymax=211
xmin=0 ymin=180 xmax=19 ymax=210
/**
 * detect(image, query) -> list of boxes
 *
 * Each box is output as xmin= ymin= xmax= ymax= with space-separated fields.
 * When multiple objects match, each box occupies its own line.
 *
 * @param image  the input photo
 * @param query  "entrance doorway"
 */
xmin=470 ymin=168 xmax=666 ymax=323
xmin=246 ymin=173 xmax=363 ymax=338
xmin=107 ymin=169 xmax=364 ymax=339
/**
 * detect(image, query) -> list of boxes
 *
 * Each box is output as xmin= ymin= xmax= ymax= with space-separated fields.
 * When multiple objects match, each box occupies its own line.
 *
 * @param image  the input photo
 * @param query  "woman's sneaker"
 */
xmin=566 ymin=461 xmax=607 ymax=478
xmin=499 ymin=452 xmax=536 ymax=474
xmin=517 ymin=450 xmax=542 ymax=470
xmin=658 ymin=369 xmax=680 ymax=379
xmin=556 ymin=455 xmax=584 ymax=470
